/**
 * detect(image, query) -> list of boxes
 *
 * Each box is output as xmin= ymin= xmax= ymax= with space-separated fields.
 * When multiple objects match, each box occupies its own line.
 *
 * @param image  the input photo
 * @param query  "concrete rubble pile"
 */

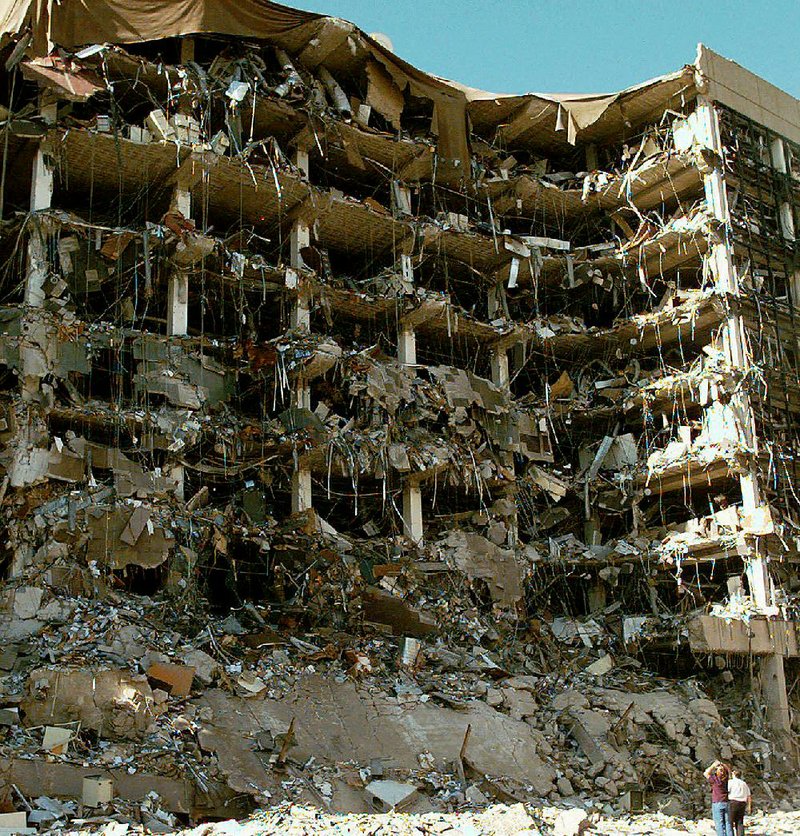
xmin=0 ymin=0 xmax=799 ymax=833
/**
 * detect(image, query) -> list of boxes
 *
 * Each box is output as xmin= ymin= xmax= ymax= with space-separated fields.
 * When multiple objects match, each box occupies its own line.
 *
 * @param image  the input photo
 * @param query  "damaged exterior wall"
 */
xmin=0 ymin=0 xmax=798 ymax=824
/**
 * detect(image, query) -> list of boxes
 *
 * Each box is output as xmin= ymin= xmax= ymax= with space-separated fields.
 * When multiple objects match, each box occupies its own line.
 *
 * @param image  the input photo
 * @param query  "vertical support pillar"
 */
xmin=291 ymin=465 xmax=313 ymax=514
xmin=400 ymin=253 xmax=414 ymax=284
xmin=290 ymin=375 xmax=313 ymax=513
xmin=290 ymin=144 xmax=313 ymax=513
xmin=290 ymin=146 xmax=312 ymax=332
xmin=758 ymin=654 xmax=793 ymax=760
xmin=770 ymin=136 xmax=800 ymax=306
xmin=402 ymin=480 xmax=423 ymax=544
xmin=170 ymin=464 xmax=185 ymax=502
xmin=290 ymin=288 xmax=311 ymax=331
xmin=487 ymin=285 xmax=501 ymax=319
xmin=770 ymin=137 xmax=795 ymax=241
xmin=697 ymin=98 xmax=764 ymax=514
xmin=398 ymin=326 xmax=416 ymax=366
xmin=167 ymin=186 xmax=191 ymax=337
xmin=167 ymin=270 xmax=189 ymax=336
xmin=391 ymin=181 xmax=412 ymax=216
xmin=29 ymin=144 xmax=54 ymax=215
xmin=290 ymin=218 xmax=310 ymax=271
xmin=293 ymin=377 xmax=311 ymax=410
xmin=490 ymin=347 xmax=510 ymax=389
xmin=22 ymin=99 xmax=56 ymax=401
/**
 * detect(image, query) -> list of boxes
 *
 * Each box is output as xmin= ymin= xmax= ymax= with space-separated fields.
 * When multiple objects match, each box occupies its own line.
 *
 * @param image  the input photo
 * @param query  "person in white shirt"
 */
xmin=727 ymin=769 xmax=752 ymax=836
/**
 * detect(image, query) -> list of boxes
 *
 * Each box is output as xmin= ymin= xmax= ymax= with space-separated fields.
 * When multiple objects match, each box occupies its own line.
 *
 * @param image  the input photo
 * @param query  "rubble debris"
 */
xmin=82 ymin=775 xmax=115 ymax=807
xmin=365 ymin=779 xmax=419 ymax=812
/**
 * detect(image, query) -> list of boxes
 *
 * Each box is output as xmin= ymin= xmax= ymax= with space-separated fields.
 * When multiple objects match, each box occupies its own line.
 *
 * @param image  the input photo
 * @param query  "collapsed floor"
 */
xmin=0 ymin=0 xmax=800 ymax=830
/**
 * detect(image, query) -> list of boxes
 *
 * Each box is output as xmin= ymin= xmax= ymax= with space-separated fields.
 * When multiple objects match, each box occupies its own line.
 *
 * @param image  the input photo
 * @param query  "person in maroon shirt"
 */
xmin=704 ymin=760 xmax=734 ymax=836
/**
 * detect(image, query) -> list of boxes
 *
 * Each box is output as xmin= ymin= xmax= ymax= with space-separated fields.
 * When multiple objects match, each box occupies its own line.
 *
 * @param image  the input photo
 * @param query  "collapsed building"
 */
xmin=0 ymin=0 xmax=799 ymax=828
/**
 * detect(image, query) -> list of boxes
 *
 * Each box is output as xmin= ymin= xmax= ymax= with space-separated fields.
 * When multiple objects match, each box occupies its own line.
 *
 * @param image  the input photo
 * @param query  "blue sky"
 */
xmin=295 ymin=0 xmax=799 ymax=97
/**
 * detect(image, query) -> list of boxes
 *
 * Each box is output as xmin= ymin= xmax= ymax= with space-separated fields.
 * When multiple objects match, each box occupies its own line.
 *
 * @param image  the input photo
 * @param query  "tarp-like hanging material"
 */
xmin=0 ymin=0 xmax=319 ymax=54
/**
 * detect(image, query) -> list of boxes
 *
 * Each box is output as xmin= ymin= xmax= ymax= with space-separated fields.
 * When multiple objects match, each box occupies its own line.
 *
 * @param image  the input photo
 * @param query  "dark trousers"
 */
xmin=729 ymin=800 xmax=747 ymax=836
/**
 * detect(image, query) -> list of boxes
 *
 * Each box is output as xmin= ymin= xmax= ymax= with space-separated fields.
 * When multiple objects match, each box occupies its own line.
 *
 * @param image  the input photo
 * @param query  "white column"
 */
xmin=403 ymin=481 xmax=423 ymax=543
xmin=770 ymin=137 xmax=800 ymax=306
xmin=23 ymin=101 xmax=55 ymax=401
xmin=290 ymin=289 xmax=311 ymax=331
xmin=696 ymin=99 xmax=772 ymax=606
xmin=290 ymin=219 xmax=310 ymax=270
xmin=167 ymin=187 xmax=191 ymax=337
xmin=770 ymin=137 xmax=795 ymax=241
xmin=170 ymin=464 xmax=185 ymax=502
xmin=398 ymin=326 xmax=416 ymax=366
xmin=293 ymin=378 xmax=311 ymax=410
xmin=391 ymin=181 xmax=412 ymax=216
xmin=290 ymin=147 xmax=312 ymax=332
xmin=290 ymin=146 xmax=313 ymax=513
xmin=30 ymin=146 xmax=53 ymax=214
xmin=167 ymin=270 xmax=189 ymax=336
xmin=698 ymin=100 xmax=786 ymax=740
xmin=400 ymin=253 xmax=413 ymax=283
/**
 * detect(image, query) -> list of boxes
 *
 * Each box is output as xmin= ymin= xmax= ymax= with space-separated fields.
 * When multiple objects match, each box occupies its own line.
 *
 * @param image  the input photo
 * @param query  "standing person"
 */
xmin=727 ymin=769 xmax=752 ymax=836
xmin=703 ymin=760 xmax=733 ymax=836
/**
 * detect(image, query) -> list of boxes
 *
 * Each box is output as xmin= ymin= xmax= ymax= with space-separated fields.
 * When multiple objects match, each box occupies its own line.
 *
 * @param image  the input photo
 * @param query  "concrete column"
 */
xmin=487 ymin=285 xmax=501 ymax=319
xmin=391 ymin=181 xmax=412 ymax=216
xmin=697 ymin=99 xmax=764 ymax=505
xmin=30 ymin=146 xmax=54 ymax=214
xmin=167 ymin=270 xmax=189 ymax=336
xmin=747 ymin=557 xmax=772 ymax=610
xmin=770 ymin=137 xmax=795 ymax=242
xmin=289 ymin=149 xmax=311 ymax=332
xmin=23 ymin=100 xmax=56 ymax=401
xmin=290 ymin=146 xmax=312 ymax=282
xmin=290 ymin=143 xmax=313 ymax=514
xmin=290 ymin=219 xmax=310 ymax=269
xmin=398 ymin=326 xmax=416 ymax=366
xmin=769 ymin=137 xmax=800 ymax=305
xmin=400 ymin=253 xmax=413 ymax=284
xmin=291 ymin=466 xmax=312 ymax=514
xmin=490 ymin=348 xmax=510 ymax=389
xmin=289 ymin=349 xmax=312 ymax=516
xmin=293 ymin=379 xmax=311 ymax=410
xmin=170 ymin=463 xmax=185 ymax=502
xmin=759 ymin=654 xmax=792 ymax=743
xmin=167 ymin=187 xmax=191 ymax=337
xmin=24 ymin=217 xmax=48 ymax=308
xmin=290 ymin=288 xmax=311 ymax=331
xmin=402 ymin=481 xmax=423 ymax=543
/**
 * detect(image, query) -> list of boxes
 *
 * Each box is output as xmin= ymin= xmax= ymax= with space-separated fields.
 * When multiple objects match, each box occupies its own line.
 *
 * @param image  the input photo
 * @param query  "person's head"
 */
xmin=730 ymin=769 xmax=739 ymax=779
xmin=716 ymin=765 xmax=728 ymax=779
